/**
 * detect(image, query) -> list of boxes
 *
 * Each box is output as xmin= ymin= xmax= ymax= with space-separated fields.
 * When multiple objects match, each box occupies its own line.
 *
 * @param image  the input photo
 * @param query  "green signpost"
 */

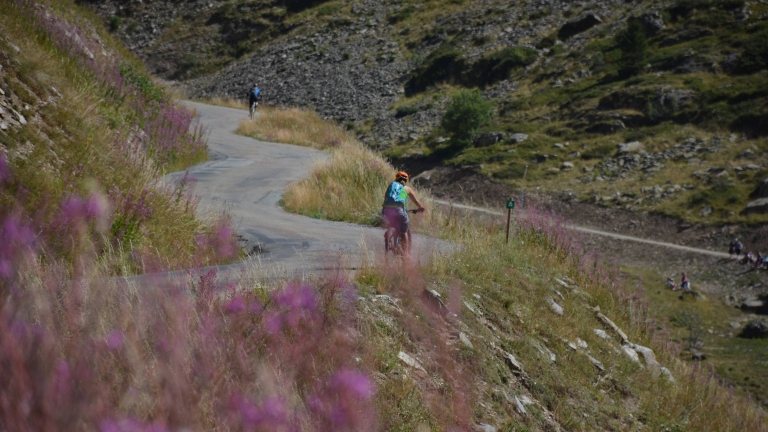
xmin=505 ymin=198 xmax=515 ymax=244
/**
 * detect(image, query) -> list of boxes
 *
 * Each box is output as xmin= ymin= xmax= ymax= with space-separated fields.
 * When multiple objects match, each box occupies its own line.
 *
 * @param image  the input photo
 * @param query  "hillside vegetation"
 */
xmin=88 ymin=0 xmax=768 ymax=225
xmin=233 ymin=103 xmax=768 ymax=430
xmin=0 ymin=0 xmax=237 ymax=275
xmin=2 ymin=1 xmax=767 ymax=430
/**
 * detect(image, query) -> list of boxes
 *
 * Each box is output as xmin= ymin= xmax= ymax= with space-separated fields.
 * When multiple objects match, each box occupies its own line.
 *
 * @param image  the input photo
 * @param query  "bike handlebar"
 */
xmin=407 ymin=209 xmax=425 ymax=214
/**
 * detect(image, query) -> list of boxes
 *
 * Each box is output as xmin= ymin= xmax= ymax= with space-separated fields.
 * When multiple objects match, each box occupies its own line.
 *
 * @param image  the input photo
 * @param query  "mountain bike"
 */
xmin=384 ymin=209 xmax=421 ymax=258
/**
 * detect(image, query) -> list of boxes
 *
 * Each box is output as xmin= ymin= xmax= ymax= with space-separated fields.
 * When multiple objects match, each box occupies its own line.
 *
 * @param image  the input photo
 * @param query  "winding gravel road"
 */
xmin=171 ymin=102 xmax=441 ymax=277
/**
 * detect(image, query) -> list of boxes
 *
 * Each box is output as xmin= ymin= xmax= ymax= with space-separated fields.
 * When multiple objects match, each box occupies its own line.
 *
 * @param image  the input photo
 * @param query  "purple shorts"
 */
xmin=382 ymin=207 xmax=409 ymax=234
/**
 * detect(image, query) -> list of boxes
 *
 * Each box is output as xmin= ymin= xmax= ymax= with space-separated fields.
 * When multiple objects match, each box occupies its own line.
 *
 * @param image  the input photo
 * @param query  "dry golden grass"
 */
xmin=238 ymin=106 xmax=430 ymax=225
xmin=238 ymin=106 xmax=351 ymax=148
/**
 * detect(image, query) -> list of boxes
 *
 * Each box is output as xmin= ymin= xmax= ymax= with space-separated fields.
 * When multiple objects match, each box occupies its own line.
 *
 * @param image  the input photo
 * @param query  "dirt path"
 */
xmin=433 ymin=199 xmax=730 ymax=258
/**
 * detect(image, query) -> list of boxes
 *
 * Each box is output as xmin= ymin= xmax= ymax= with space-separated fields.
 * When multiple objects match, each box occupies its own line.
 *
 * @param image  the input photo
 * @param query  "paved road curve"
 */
xmin=170 ymin=102 xmax=440 ymax=277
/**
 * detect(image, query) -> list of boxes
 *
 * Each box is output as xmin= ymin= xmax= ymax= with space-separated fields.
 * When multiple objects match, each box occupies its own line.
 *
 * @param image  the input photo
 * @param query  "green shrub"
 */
xmin=581 ymin=143 xmax=615 ymax=159
xmin=108 ymin=16 xmax=121 ymax=32
xmin=689 ymin=190 xmax=712 ymax=206
xmin=528 ymin=8 xmax=551 ymax=21
xmin=119 ymin=65 xmax=164 ymax=102
xmin=388 ymin=5 xmax=416 ymax=23
xmin=315 ymin=2 xmax=341 ymax=16
xmin=616 ymin=19 xmax=648 ymax=77
xmin=441 ymin=90 xmax=494 ymax=147
xmin=395 ymin=105 xmax=419 ymax=118
xmin=492 ymin=163 xmax=527 ymax=179
xmin=472 ymin=46 xmax=538 ymax=86
xmin=737 ymin=32 xmax=768 ymax=74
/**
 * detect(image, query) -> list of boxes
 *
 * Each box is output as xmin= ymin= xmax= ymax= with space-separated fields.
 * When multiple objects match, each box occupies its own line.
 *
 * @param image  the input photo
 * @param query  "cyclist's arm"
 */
xmin=405 ymin=186 xmax=424 ymax=211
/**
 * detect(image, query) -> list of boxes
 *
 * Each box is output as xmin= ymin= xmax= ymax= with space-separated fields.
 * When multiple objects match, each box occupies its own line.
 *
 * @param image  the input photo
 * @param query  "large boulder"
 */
xmin=618 ymin=141 xmax=644 ymax=154
xmin=743 ymin=198 xmax=768 ymax=215
xmin=474 ymin=132 xmax=506 ymax=147
xmin=558 ymin=13 xmax=602 ymax=40
xmin=509 ymin=133 xmax=529 ymax=143
xmin=739 ymin=321 xmax=768 ymax=339
xmin=753 ymin=178 xmax=768 ymax=198
xmin=740 ymin=296 xmax=768 ymax=314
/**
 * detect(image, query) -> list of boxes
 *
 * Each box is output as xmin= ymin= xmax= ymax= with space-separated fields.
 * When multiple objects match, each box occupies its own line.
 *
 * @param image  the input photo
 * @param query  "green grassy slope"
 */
xmin=376 ymin=0 xmax=768 ymax=225
xmin=0 ymin=0 xmax=235 ymax=274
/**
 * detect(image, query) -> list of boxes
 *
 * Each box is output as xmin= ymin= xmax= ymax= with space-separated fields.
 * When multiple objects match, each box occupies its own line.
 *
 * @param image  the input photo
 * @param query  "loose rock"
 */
xmin=739 ymin=321 xmax=768 ymax=339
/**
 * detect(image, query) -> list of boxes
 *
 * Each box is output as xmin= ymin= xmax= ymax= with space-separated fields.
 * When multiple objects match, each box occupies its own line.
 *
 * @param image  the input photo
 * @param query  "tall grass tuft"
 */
xmin=238 ymin=106 xmax=353 ymax=149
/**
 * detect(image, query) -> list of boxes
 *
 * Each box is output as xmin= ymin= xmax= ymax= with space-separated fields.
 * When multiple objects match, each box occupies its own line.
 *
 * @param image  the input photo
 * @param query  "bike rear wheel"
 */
xmin=384 ymin=228 xmax=408 ymax=258
xmin=249 ymin=101 xmax=258 ymax=119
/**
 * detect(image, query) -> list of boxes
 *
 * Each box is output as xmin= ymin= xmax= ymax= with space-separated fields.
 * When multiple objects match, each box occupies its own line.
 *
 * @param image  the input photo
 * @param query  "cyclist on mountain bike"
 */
xmin=248 ymin=84 xmax=262 ymax=118
xmin=382 ymin=171 xmax=424 ymax=253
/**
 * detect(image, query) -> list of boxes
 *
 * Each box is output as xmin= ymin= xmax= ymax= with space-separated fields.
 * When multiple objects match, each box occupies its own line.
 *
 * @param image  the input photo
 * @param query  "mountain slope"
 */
xmin=88 ymin=0 xmax=768 ymax=226
xmin=0 ymin=0 xmax=236 ymax=274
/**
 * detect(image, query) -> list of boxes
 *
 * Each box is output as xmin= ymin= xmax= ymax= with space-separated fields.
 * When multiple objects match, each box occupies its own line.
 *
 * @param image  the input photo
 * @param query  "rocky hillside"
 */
xmin=87 ymin=0 xmax=768 ymax=224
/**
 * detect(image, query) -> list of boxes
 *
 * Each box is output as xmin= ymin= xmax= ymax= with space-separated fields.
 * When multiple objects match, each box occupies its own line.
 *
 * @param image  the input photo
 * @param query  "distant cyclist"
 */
xmin=247 ymin=84 xmax=262 ymax=118
xmin=382 ymin=171 xmax=424 ymax=252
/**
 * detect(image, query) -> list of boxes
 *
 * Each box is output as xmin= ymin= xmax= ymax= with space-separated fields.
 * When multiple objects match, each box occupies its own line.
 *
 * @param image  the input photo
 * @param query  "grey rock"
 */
xmin=504 ymin=352 xmax=524 ymax=374
xmin=549 ymin=299 xmax=564 ymax=315
xmin=740 ymin=321 xmax=768 ymax=339
xmin=740 ymin=297 xmax=765 ymax=313
xmin=459 ymin=332 xmax=474 ymax=349
xmin=699 ymin=206 xmax=712 ymax=217
xmin=739 ymin=149 xmax=755 ymax=159
xmin=618 ymin=141 xmax=643 ymax=154
xmin=514 ymin=395 xmax=527 ymax=414
xmin=621 ymin=344 xmax=641 ymax=364
xmin=638 ymin=11 xmax=664 ymax=36
xmin=753 ymin=178 xmax=768 ymax=198
xmin=509 ymin=133 xmax=528 ymax=143
xmin=561 ymin=161 xmax=574 ymax=171
xmin=475 ymin=424 xmax=497 ymax=432
xmin=474 ymin=132 xmax=506 ymax=147
xmin=594 ymin=328 xmax=610 ymax=339
xmin=660 ymin=367 xmax=675 ymax=383
xmin=744 ymin=198 xmax=768 ymax=214
xmin=398 ymin=351 xmax=427 ymax=375
xmin=632 ymin=344 xmax=661 ymax=376
xmin=587 ymin=354 xmax=605 ymax=371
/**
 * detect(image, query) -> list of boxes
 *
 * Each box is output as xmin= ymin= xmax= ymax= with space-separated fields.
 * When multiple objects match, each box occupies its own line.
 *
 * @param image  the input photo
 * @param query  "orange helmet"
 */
xmin=395 ymin=171 xmax=409 ymax=182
